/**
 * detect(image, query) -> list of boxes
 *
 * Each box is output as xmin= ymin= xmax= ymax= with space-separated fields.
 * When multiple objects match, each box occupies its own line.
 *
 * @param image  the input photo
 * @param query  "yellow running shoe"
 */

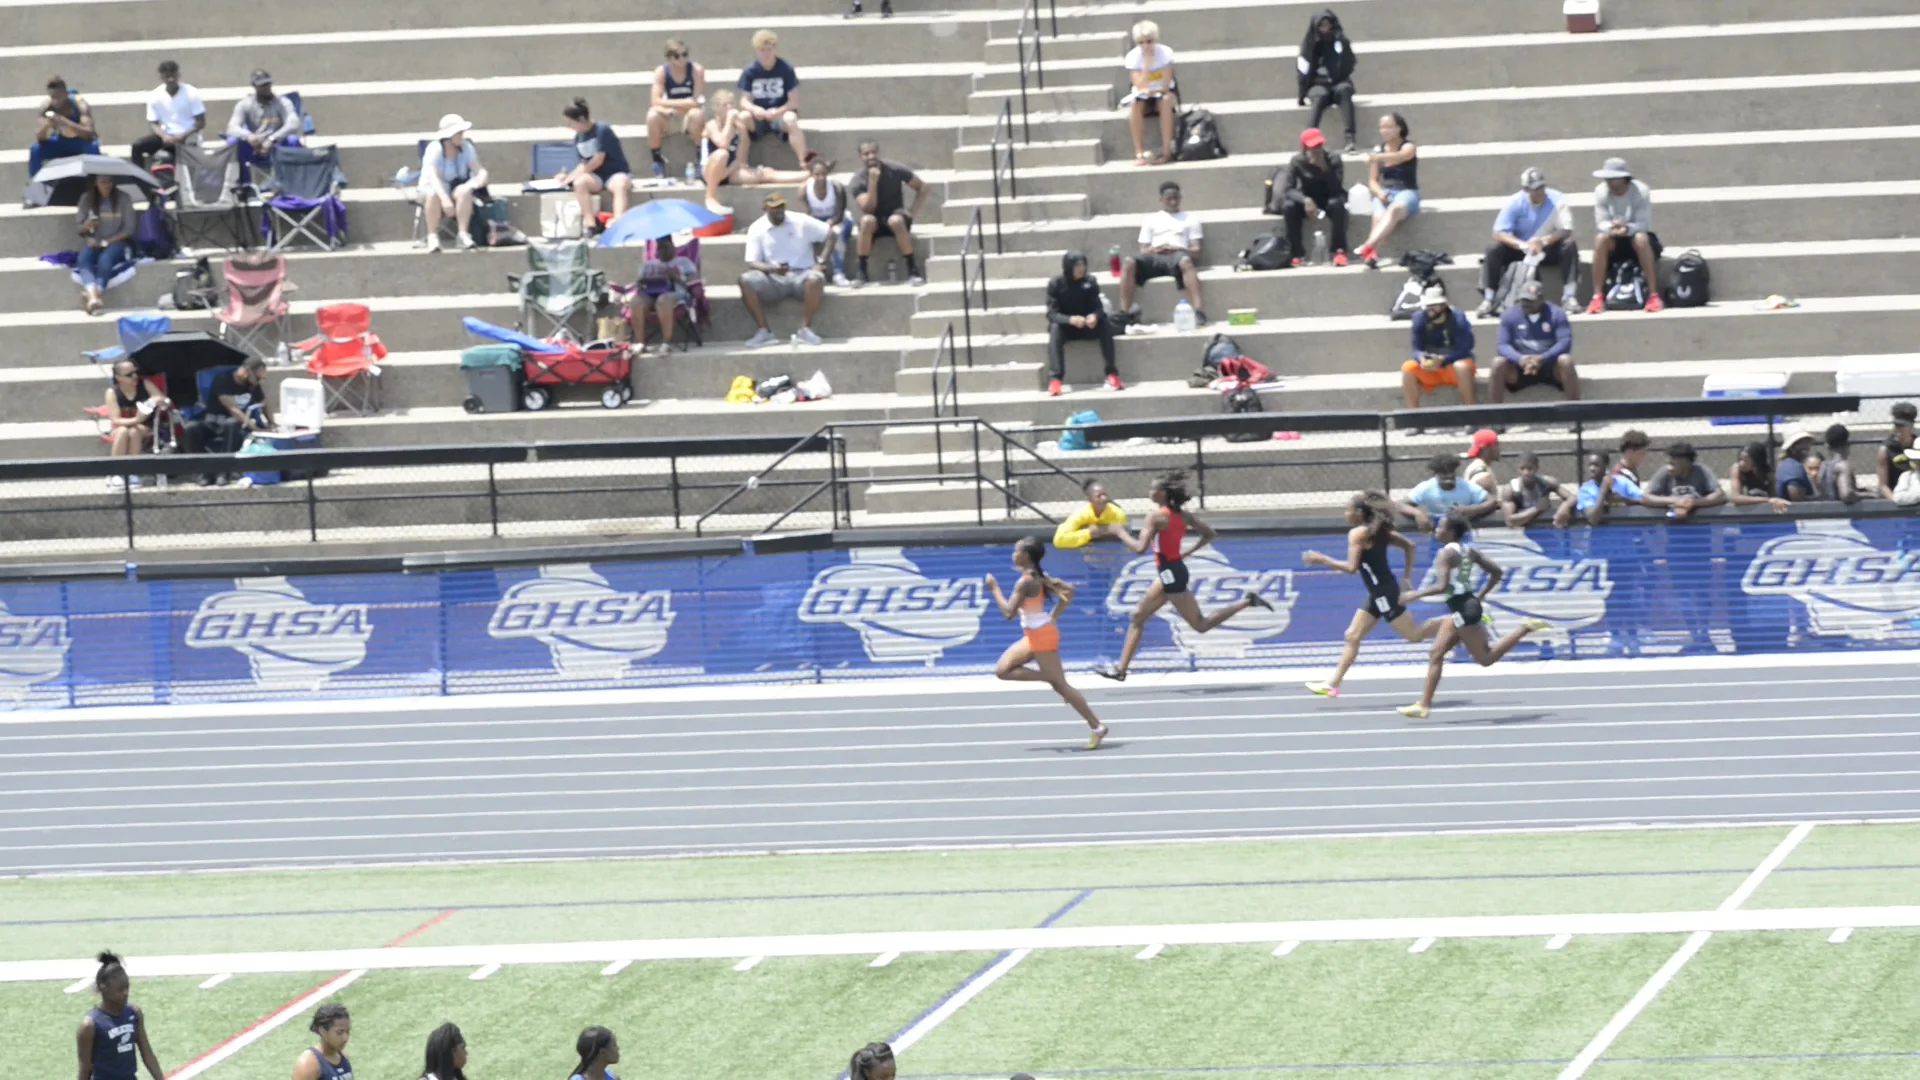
xmin=1523 ymin=618 xmax=1552 ymax=632
xmin=1305 ymin=681 xmax=1340 ymax=697
xmin=1396 ymin=703 xmax=1430 ymax=720
xmin=1087 ymin=724 xmax=1109 ymax=750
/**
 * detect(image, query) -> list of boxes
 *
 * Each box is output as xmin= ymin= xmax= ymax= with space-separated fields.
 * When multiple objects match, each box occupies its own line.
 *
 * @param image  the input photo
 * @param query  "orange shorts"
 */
xmin=1022 ymin=623 xmax=1061 ymax=653
xmin=1402 ymin=357 xmax=1475 ymax=392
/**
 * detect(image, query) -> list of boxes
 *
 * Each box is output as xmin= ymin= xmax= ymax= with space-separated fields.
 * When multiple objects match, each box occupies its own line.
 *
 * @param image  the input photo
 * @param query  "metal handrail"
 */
xmin=694 ymin=426 xmax=843 ymax=536
xmin=1013 ymin=0 xmax=1047 ymax=144
xmin=931 ymin=323 xmax=961 ymax=419
xmin=956 ymin=207 xmax=990 ymax=368
xmin=987 ymin=97 xmax=1017 ymax=252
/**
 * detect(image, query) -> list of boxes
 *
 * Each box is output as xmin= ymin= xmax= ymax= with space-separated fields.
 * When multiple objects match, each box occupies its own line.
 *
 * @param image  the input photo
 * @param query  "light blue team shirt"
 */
xmin=1493 ymin=188 xmax=1565 ymax=240
xmin=1407 ymin=477 xmax=1488 ymax=516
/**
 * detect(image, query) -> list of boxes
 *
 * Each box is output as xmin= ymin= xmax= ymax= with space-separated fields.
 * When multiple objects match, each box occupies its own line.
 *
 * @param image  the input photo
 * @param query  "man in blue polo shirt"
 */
xmin=1397 ymin=453 xmax=1496 ymax=530
xmin=738 ymin=29 xmax=811 ymax=165
xmin=1477 ymin=167 xmax=1578 ymax=318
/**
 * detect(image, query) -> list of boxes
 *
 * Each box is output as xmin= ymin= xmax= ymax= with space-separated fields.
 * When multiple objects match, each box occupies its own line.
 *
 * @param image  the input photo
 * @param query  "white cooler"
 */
xmin=1834 ymin=359 xmax=1920 ymax=425
xmin=1702 ymin=372 xmax=1786 ymax=426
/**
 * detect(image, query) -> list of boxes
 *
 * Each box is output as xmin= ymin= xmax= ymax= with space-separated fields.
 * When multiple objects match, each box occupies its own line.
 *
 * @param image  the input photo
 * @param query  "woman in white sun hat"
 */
xmin=419 ymin=112 xmax=489 ymax=251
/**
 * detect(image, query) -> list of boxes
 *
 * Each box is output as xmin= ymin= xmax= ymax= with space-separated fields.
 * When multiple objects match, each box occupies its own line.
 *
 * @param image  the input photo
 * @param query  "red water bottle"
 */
xmin=1108 ymin=245 xmax=1121 ymax=279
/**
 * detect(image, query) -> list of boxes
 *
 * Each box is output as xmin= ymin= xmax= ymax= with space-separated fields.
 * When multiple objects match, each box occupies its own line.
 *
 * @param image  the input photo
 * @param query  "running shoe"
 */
xmin=1359 ymin=243 xmax=1379 ymax=269
xmin=1305 ymin=681 xmax=1340 ymax=697
xmin=793 ymin=326 xmax=824 ymax=346
xmin=1245 ymin=590 xmax=1274 ymax=611
xmin=832 ymin=272 xmax=852 ymax=288
xmin=1331 ymin=250 xmax=1349 ymax=268
xmin=1523 ymin=618 xmax=1552 ymax=632
xmin=1586 ymin=295 xmax=1606 ymax=315
xmin=1644 ymin=293 xmax=1665 ymax=313
xmin=1104 ymin=373 xmax=1126 ymax=391
xmin=1094 ymin=664 xmax=1127 ymax=682
xmin=1086 ymin=724 xmax=1109 ymax=750
xmin=745 ymin=328 xmax=779 ymax=348
xmin=1396 ymin=702 xmax=1430 ymax=719
xmin=1047 ymin=378 xmax=1066 ymax=396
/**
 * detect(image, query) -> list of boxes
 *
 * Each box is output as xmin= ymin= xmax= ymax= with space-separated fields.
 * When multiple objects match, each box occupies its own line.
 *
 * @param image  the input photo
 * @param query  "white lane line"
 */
xmin=600 ymin=959 xmax=630 ymax=976
xmin=1408 ymin=937 xmax=1435 ymax=954
xmin=14 ymin=769 xmax=1917 ymax=837
xmin=1829 ymin=927 xmax=1854 ymax=944
xmin=1555 ymin=823 xmax=1815 ymax=1080
xmin=468 ymin=963 xmax=499 ymax=981
xmin=870 ymin=951 xmax=899 ymax=968
xmin=1135 ymin=944 xmax=1164 ymax=960
xmin=197 ymin=973 xmax=231 ymax=989
xmin=891 ymin=948 xmax=1032 ymax=1056
xmin=63 ymin=976 xmax=90 ymax=993
xmin=1546 ymin=934 xmax=1572 ymax=951
xmin=1273 ymin=941 xmax=1299 ymax=957
xmin=167 ymin=969 xmax=366 ymax=1080
xmin=732 ymin=956 xmax=762 ymax=972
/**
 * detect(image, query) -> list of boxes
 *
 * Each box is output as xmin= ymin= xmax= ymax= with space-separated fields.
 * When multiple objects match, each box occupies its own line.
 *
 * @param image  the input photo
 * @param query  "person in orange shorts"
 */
xmin=986 ymin=536 xmax=1109 ymax=749
xmin=1401 ymin=285 xmax=1477 ymax=424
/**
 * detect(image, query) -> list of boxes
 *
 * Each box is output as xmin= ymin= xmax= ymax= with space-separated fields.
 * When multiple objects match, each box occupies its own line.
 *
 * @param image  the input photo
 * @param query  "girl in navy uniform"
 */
xmin=293 ymin=1004 xmax=353 ymax=1080
xmin=76 ymin=951 xmax=164 ymax=1080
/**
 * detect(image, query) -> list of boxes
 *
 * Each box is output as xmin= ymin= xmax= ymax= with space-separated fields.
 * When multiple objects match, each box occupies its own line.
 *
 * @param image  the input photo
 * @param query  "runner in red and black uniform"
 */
xmin=1098 ymin=471 xmax=1272 ymax=681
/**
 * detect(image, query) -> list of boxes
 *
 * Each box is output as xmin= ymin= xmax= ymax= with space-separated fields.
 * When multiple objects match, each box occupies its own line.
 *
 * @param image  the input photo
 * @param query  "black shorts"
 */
xmin=1500 ymin=355 xmax=1564 ymax=392
xmin=1445 ymin=594 xmax=1485 ymax=628
xmin=1155 ymin=556 xmax=1190 ymax=595
xmin=1133 ymin=251 xmax=1189 ymax=287
xmin=1362 ymin=577 xmax=1405 ymax=624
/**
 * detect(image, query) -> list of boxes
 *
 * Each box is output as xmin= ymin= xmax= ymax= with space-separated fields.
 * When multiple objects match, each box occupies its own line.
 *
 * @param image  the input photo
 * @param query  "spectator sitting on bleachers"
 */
xmin=1045 ymin=251 xmax=1123 ymax=396
xmin=132 ymin=61 xmax=203 ymax=173
xmin=1490 ymin=280 xmax=1578 ymax=403
xmin=1728 ymin=441 xmax=1792 ymax=513
xmin=1401 ymin=285 xmax=1475 ymax=418
xmin=225 ymin=71 xmax=301 ymax=174
xmin=1776 ymin=427 xmax=1817 ymax=502
xmin=1356 ymin=112 xmax=1416 ymax=269
xmin=419 ymin=114 xmax=487 ymax=253
xmin=1476 ymin=168 xmax=1577 ymax=319
xmin=740 ymin=193 xmax=829 ymax=348
xmin=29 ymin=76 xmax=98 ymax=177
xmin=74 ymin=175 xmax=136 ymax=316
xmin=1274 ymin=128 xmax=1349 ymax=267
xmin=1120 ymin=181 xmax=1206 ymax=323
xmin=1396 ymin=453 xmax=1495 ymax=530
xmin=102 ymin=359 xmax=171 ymax=488
xmin=198 ymin=357 xmax=274 ymax=480
xmin=1296 ymin=9 xmax=1357 ymax=153
xmin=700 ymin=91 xmax=808 ymax=213
xmin=848 ymin=142 xmax=927 ymax=287
xmin=558 ymin=98 xmax=631 ymax=234
xmin=797 ymin=157 xmax=853 ymax=287
xmin=1644 ymin=441 xmax=1726 ymax=520
xmin=1122 ymin=20 xmax=1179 ymax=166
xmin=1501 ymin=451 xmax=1571 ymax=527
xmin=637 ymin=234 xmax=696 ymax=354
xmin=1877 ymin=402 xmax=1915 ymax=498
xmin=1815 ymin=424 xmax=1863 ymax=503
xmin=739 ymin=30 xmax=811 ymax=167
xmin=647 ymin=39 xmax=707 ymax=181
xmin=1590 ymin=157 xmax=1663 ymax=314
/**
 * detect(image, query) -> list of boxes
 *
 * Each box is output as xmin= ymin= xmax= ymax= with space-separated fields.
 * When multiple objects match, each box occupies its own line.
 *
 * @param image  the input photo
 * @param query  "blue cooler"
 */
xmin=1703 ymin=372 xmax=1786 ymax=426
xmin=239 ymin=431 xmax=323 ymax=486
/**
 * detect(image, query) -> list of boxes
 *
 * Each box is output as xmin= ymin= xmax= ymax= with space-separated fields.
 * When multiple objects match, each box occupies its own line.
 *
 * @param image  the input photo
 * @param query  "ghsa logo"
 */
xmin=1742 ymin=520 xmax=1920 ymax=640
xmin=0 ymin=600 xmax=69 ymax=699
xmin=1105 ymin=551 xmax=1297 ymax=658
xmin=488 ymin=564 xmax=675 ymax=677
xmin=1417 ymin=528 xmax=1611 ymax=630
xmin=185 ymin=577 xmax=371 ymax=688
xmin=798 ymin=548 xmax=988 ymax=664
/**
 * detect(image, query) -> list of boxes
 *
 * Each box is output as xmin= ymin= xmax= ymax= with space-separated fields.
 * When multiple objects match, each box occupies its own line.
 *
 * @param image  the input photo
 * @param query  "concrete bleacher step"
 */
xmin=982 ymin=32 xmax=1128 ymax=66
xmin=879 ymin=420 xmax=1035 ymax=456
xmin=861 ymin=478 xmax=1017 ymax=517
xmin=951 ymin=138 xmax=1104 ymax=171
xmin=966 ymin=84 xmax=1114 ymax=116
xmin=940 ymin=193 xmax=1089 ymax=226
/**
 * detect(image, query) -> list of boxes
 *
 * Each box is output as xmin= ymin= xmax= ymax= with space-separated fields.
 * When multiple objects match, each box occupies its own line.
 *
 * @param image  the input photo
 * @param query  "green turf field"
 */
xmin=7 ymin=823 xmax=1919 ymax=1080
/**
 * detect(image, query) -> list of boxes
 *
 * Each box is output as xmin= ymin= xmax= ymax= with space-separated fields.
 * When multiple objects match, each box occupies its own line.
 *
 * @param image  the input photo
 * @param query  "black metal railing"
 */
xmin=931 ymin=323 xmax=962 ymax=420
xmin=956 ymin=207 xmax=991 ymax=369
xmin=987 ymin=98 xmax=1018 ymax=252
xmin=1014 ymin=0 xmax=1047 ymax=145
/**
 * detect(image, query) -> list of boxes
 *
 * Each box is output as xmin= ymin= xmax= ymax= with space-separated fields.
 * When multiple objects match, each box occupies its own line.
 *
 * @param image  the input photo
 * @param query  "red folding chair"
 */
xmin=295 ymin=302 xmax=386 ymax=415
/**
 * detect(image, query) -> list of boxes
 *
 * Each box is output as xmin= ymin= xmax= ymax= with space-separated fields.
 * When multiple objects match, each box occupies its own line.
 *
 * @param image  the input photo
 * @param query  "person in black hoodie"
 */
xmin=1045 ymin=251 xmax=1123 ymax=396
xmin=1273 ymin=128 xmax=1350 ymax=266
xmin=1296 ymin=9 xmax=1357 ymax=153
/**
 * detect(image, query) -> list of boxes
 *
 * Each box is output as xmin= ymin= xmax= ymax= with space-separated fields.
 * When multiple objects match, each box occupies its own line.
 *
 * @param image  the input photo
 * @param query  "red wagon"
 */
xmin=520 ymin=338 xmax=635 ymax=411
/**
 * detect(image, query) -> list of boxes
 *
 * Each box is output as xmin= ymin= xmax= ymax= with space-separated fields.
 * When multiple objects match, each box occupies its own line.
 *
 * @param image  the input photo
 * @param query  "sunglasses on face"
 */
xmin=667 ymin=51 xmax=687 ymax=59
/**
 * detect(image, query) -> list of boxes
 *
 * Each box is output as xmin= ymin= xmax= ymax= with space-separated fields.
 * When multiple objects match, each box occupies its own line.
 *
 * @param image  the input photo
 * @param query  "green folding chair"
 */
xmin=508 ymin=240 xmax=606 ymax=343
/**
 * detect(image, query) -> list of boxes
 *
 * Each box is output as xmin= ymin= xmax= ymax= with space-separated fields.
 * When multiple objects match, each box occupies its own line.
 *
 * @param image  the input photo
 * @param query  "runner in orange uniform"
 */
xmin=987 ymin=536 xmax=1109 ymax=749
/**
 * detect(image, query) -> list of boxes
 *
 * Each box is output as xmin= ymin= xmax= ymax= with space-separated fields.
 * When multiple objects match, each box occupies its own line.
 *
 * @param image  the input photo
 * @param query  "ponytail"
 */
xmin=1016 ymin=536 xmax=1071 ymax=602
xmin=94 ymin=951 xmax=125 ymax=992
xmin=571 ymin=1026 xmax=614 ymax=1079
xmin=1353 ymin=490 xmax=1395 ymax=543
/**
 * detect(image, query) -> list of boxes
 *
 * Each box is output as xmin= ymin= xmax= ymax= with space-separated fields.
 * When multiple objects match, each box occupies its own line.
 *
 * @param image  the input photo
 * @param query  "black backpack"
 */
xmin=171 ymin=256 xmax=216 ymax=310
xmin=1665 ymin=249 xmax=1710 ymax=307
xmin=1389 ymin=250 xmax=1453 ymax=320
xmin=1222 ymin=385 xmax=1264 ymax=442
xmin=1173 ymin=109 xmax=1228 ymax=161
xmin=1237 ymin=232 xmax=1289 ymax=272
xmin=1603 ymin=257 xmax=1648 ymax=311
xmin=1202 ymin=333 xmax=1244 ymax=368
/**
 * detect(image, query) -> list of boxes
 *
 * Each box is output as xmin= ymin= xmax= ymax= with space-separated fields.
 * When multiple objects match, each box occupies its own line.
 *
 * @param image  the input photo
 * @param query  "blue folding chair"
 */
xmin=83 ymin=314 xmax=172 ymax=373
xmin=530 ymin=141 xmax=575 ymax=183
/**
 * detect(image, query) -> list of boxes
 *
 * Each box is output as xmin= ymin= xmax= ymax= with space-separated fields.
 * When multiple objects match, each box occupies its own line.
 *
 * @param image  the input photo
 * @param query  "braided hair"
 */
xmin=1152 ymin=470 xmax=1191 ymax=510
xmin=310 ymin=1003 xmax=349 ymax=1036
xmin=1015 ymin=536 xmax=1071 ymax=603
xmin=421 ymin=1022 xmax=466 ymax=1080
xmin=849 ymin=1042 xmax=895 ymax=1080
xmin=571 ymin=1026 xmax=615 ymax=1079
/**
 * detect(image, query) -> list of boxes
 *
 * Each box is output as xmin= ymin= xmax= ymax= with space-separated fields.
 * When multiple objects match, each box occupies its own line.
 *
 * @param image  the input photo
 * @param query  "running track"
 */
xmin=3 ymin=659 xmax=1919 ymax=874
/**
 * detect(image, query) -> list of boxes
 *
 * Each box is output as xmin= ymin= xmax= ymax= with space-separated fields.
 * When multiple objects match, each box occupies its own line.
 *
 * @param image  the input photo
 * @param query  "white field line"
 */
xmin=1135 ymin=943 xmax=1164 ymax=960
xmin=1555 ymin=823 xmax=1815 ymax=1080
xmin=7 ymin=901 xmax=1914 ymax=986
xmin=468 ymin=962 xmax=499 ymax=981
xmin=167 ymin=969 xmax=366 ymax=1080
xmin=196 ymin=973 xmax=230 ymax=990
xmin=599 ymin=959 xmax=629 ymax=976
xmin=1546 ymin=934 xmax=1572 ymax=951
xmin=1273 ymin=941 xmax=1299 ymax=957
xmin=870 ymin=951 xmax=899 ymax=968
xmin=732 ymin=956 xmax=762 ymax=972
xmin=891 ymin=948 xmax=1033 ymax=1056
xmin=1829 ymin=927 xmax=1854 ymax=944
xmin=1408 ymin=937 xmax=1436 ymax=954
xmin=62 ymin=976 xmax=90 ymax=993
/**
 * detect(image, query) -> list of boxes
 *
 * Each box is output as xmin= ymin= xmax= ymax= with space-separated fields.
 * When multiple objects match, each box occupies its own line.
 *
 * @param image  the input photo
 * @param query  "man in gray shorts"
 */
xmin=741 ymin=192 xmax=830 ymax=347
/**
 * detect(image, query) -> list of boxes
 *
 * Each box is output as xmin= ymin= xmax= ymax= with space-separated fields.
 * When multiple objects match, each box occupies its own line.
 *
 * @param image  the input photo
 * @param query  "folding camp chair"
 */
xmin=294 ymin=302 xmax=385 ymax=416
xmin=83 ymin=371 xmax=186 ymax=457
xmin=82 ymin=314 xmax=172 ymax=374
xmin=620 ymin=237 xmax=708 ymax=351
xmin=285 ymin=91 xmax=316 ymax=137
xmin=263 ymin=144 xmax=346 ymax=251
xmin=508 ymin=240 xmax=606 ymax=343
xmin=214 ymin=252 xmax=294 ymax=361
xmin=529 ymin=141 xmax=576 ymax=184
xmin=397 ymin=138 xmax=462 ymax=247
xmin=171 ymin=141 xmax=253 ymax=251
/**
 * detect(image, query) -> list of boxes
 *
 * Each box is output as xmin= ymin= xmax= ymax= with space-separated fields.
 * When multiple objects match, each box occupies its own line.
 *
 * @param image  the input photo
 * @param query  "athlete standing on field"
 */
xmin=1395 ymin=510 xmax=1549 ymax=719
xmin=76 ymin=952 xmax=163 ymax=1080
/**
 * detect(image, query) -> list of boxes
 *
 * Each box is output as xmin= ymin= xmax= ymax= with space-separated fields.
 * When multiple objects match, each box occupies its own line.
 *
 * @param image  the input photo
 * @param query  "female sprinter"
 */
xmin=77 ymin=951 xmax=164 ymax=1080
xmin=986 ymin=536 xmax=1109 ymax=749
xmin=1394 ymin=510 xmax=1549 ymax=719
xmin=292 ymin=1004 xmax=352 ymax=1080
xmin=1098 ymin=470 xmax=1271 ymax=681
xmin=1301 ymin=491 xmax=1444 ymax=697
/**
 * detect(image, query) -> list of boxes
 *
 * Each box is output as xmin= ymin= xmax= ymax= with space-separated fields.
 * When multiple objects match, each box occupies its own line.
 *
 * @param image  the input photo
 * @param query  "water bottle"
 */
xmin=1310 ymin=227 xmax=1330 ymax=266
xmin=1173 ymin=299 xmax=1196 ymax=333
xmin=886 ymin=258 xmax=898 ymax=285
xmin=1108 ymin=246 xmax=1122 ymax=279
xmin=684 ymin=161 xmax=697 ymax=186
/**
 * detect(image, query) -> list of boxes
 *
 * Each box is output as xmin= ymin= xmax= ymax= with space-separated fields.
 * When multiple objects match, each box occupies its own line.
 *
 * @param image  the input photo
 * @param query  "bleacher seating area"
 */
xmin=5 ymin=0 xmax=1920 ymax=556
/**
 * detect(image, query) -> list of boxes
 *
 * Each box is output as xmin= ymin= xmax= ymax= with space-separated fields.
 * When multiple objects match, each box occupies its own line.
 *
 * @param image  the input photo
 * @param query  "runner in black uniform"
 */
xmin=1302 ymin=491 xmax=1445 ymax=697
xmin=1395 ymin=510 xmax=1549 ymax=719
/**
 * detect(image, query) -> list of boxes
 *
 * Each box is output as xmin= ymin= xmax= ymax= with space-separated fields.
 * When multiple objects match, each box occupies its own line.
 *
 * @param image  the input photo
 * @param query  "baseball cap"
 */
xmin=1419 ymin=284 xmax=1448 ymax=307
xmin=1519 ymin=167 xmax=1547 ymax=191
xmin=1592 ymin=157 xmax=1632 ymax=179
xmin=762 ymin=193 xmax=786 ymax=208
xmin=1468 ymin=429 xmax=1500 ymax=458
xmin=250 ymin=69 xmax=273 ymax=87
xmin=1519 ymin=279 xmax=1545 ymax=302
xmin=1300 ymin=128 xmax=1326 ymax=149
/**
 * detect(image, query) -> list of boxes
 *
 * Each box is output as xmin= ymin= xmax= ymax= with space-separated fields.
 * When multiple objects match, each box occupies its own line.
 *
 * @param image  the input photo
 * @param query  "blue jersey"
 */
xmin=88 ymin=1005 xmax=139 ymax=1080
xmin=307 ymin=1048 xmax=354 ymax=1080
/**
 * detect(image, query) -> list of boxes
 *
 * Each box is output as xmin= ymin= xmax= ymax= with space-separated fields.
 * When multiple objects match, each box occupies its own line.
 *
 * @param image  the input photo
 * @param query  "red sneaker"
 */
xmin=1586 ymin=295 xmax=1606 ymax=315
xmin=1047 ymin=378 xmax=1064 ymax=397
xmin=1289 ymin=257 xmax=1304 ymax=268
xmin=1358 ymin=243 xmax=1378 ymax=268
xmin=1105 ymin=373 xmax=1127 ymax=391
xmin=1332 ymin=250 xmax=1349 ymax=267
xmin=1644 ymin=293 xmax=1665 ymax=313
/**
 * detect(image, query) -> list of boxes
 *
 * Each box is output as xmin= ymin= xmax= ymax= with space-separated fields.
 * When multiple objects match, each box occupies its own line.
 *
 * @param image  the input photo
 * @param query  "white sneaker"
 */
xmin=457 ymin=232 xmax=477 ymax=251
xmin=106 ymin=475 xmax=125 ymax=491
xmin=424 ymin=233 xmax=442 ymax=253
xmin=832 ymin=272 xmax=852 ymax=288
xmin=793 ymin=326 xmax=823 ymax=346
xmin=908 ymin=274 xmax=926 ymax=287
xmin=744 ymin=328 xmax=779 ymax=348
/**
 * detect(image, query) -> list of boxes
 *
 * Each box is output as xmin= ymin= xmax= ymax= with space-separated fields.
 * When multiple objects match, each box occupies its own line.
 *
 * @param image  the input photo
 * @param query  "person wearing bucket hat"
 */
xmin=1477 ymin=166 xmax=1578 ymax=319
xmin=419 ymin=113 xmax=488 ymax=252
xmin=1589 ymin=156 xmax=1663 ymax=314
xmin=1775 ymin=426 xmax=1818 ymax=502
xmin=1402 ymin=283 xmax=1476 ymax=417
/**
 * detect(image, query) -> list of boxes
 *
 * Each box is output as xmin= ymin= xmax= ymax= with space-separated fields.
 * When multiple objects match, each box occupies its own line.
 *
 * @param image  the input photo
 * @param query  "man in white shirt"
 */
xmin=1119 ymin=181 xmax=1206 ymax=324
xmin=740 ymin=193 xmax=830 ymax=347
xmin=132 ymin=60 xmax=204 ymax=172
